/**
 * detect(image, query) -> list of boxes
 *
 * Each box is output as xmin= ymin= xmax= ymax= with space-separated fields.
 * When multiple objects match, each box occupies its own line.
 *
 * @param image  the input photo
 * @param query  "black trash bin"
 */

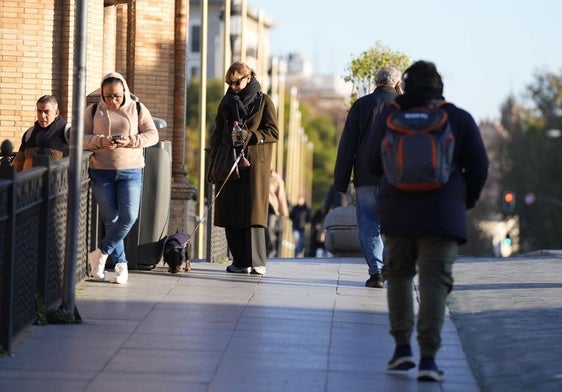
xmin=125 ymin=139 xmax=172 ymax=270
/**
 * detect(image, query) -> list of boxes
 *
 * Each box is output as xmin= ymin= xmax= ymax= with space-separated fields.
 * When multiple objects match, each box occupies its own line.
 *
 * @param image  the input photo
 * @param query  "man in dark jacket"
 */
xmin=334 ymin=66 xmax=402 ymax=288
xmin=367 ymin=61 xmax=488 ymax=382
xmin=13 ymin=95 xmax=69 ymax=171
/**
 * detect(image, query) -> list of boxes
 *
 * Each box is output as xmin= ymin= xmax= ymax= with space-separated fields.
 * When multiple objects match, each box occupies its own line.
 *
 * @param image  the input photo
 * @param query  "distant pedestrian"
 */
xmin=267 ymin=169 xmax=289 ymax=258
xmin=289 ymin=194 xmax=311 ymax=257
xmin=13 ymin=95 xmax=70 ymax=171
xmin=307 ymin=208 xmax=327 ymax=257
xmin=334 ymin=66 xmax=403 ymax=288
xmin=367 ymin=60 xmax=488 ymax=381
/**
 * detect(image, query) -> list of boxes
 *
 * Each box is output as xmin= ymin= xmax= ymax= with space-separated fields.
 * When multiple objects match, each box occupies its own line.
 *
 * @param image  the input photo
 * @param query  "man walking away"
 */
xmin=368 ymin=60 xmax=488 ymax=382
xmin=334 ymin=66 xmax=402 ymax=288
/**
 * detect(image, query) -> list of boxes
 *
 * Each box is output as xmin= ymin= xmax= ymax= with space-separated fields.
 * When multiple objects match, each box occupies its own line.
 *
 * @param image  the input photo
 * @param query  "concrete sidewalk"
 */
xmin=1 ymin=256 xmax=479 ymax=391
xmin=447 ymin=255 xmax=562 ymax=392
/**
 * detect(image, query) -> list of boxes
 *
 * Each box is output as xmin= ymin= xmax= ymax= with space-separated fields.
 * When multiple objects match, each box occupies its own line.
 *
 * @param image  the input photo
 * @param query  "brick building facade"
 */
xmin=0 ymin=0 xmax=195 ymax=237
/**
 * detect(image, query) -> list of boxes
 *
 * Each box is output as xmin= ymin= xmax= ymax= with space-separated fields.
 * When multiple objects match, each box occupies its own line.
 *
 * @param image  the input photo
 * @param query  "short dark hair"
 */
xmin=37 ymin=95 xmax=59 ymax=108
xmin=402 ymin=61 xmax=443 ymax=94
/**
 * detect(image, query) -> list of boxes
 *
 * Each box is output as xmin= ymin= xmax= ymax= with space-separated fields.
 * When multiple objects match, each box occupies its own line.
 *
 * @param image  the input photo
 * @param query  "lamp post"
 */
xmin=230 ymin=0 xmax=242 ymax=61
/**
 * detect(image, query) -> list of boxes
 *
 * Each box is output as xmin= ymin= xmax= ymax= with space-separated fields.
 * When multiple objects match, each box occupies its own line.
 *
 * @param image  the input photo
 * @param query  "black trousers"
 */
xmin=225 ymin=226 xmax=266 ymax=268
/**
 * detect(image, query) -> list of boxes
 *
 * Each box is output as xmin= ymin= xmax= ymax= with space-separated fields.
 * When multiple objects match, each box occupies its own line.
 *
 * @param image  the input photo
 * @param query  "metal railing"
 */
xmin=0 ymin=140 xmax=92 ymax=354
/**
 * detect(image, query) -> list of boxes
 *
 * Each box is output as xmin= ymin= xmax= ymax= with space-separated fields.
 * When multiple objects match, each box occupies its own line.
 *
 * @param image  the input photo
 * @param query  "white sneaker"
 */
xmin=251 ymin=266 xmax=266 ymax=275
xmin=88 ymin=248 xmax=108 ymax=281
xmin=112 ymin=263 xmax=128 ymax=284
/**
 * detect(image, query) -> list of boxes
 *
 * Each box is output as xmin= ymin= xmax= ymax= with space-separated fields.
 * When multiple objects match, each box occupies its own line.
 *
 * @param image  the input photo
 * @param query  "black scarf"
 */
xmin=222 ymin=77 xmax=262 ymax=126
xmin=30 ymin=115 xmax=68 ymax=152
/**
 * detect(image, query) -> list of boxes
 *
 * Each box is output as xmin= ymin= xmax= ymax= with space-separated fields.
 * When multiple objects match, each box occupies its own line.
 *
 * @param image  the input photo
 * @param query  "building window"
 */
xmin=190 ymin=66 xmax=199 ymax=81
xmin=191 ymin=25 xmax=200 ymax=53
xmin=246 ymin=47 xmax=256 ymax=58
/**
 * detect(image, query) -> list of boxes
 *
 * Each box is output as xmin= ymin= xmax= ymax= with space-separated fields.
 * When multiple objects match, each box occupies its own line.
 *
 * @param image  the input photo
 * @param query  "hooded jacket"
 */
xmin=83 ymin=72 xmax=159 ymax=170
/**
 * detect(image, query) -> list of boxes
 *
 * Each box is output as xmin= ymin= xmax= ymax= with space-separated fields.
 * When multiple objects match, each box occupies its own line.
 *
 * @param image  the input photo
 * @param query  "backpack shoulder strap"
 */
xmin=64 ymin=123 xmax=71 ymax=142
xmin=24 ymin=126 xmax=34 ymax=143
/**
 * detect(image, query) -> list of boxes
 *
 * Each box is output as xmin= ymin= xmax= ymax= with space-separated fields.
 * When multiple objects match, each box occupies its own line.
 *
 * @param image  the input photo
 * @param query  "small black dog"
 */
xmin=163 ymin=232 xmax=191 ymax=273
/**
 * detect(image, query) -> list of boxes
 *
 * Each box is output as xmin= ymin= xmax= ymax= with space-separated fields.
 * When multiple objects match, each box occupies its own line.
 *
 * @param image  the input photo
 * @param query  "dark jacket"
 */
xmin=13 ymin=115 xmax=69 ymax=171
xmin=210 ymin=91 xmax=279 ymax=228
xmin=289 ymin=204 xmax=311 ymax=231
xmin=333 ymin=87 xmax=399 ymax=192
xmin=367 ymin=101 xmax=489 ymax=244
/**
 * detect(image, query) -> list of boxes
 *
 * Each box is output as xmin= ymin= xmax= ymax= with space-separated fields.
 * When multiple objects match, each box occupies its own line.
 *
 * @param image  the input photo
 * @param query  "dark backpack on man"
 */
xmin=381 ymin=101 xmax=455 ymax=192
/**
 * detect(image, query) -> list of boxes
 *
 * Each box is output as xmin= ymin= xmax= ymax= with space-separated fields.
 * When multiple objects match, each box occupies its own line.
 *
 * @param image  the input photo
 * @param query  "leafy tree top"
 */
xmin=343 ymin=41 xmax=410 ymax=103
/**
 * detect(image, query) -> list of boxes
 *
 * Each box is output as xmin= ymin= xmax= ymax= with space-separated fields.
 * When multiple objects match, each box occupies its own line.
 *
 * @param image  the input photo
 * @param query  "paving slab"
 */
xmin=1 ymin=257 xmax=481 ymax=392
xmin=448 ymin=256 xmax=562 ymax=392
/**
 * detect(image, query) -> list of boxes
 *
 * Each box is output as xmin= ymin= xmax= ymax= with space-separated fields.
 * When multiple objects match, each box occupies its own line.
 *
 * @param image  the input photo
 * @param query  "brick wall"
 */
xmin=1 ymin=0 xmax=58 ymax=145
xmin=0 ymin=0 xmax=106 ymax=147
xmin=1 ymin=0 xmax=193 ymax=237
xmin=0 ymin=0 xmax=179 ymax=148
xmin=131 ymin=0 xmax=175 ymax=142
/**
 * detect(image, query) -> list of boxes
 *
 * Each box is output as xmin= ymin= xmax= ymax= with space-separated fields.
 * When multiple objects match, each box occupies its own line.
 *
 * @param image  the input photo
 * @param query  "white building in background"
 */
xmin=285 ymin=52 xmax=352 ymax=98
xmin=286 ymin=53 xmax=313 ymax=77
xmin=283 ymin=52 xmax=352 ymax=118
xmin=187 ymin=1 xmax=351 ymax=114
xmin=187 ymin=0 xmax=275 ymax=84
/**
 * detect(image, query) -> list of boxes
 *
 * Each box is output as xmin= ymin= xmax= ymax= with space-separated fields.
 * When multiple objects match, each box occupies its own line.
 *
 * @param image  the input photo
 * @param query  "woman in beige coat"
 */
xmin=208 ymin=62 xmax=279 ymax=275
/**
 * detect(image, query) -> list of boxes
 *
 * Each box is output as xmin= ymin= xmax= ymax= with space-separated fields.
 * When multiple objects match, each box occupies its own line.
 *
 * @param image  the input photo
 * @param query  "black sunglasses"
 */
xmin=228 ymin=74 xmax=250 ymax=87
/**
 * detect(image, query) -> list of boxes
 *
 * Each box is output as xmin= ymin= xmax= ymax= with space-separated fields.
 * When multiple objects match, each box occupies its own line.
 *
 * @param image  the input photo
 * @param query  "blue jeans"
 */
xmin=293 ymin=229 xmax=305 ymax=257
xmin=355 ymin=185 xmax=384 ymax=275
xmin=89 ymin=168 xmax=142 ymax=263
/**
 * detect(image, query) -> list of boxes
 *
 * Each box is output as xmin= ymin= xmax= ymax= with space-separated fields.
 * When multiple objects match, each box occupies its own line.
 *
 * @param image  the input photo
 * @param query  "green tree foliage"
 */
xmin=275 ymin=94 xmax=338 ymax=210
xmin=343 ymin=40 xmax=410 ymax=102
xmin=301 ymin=114 xmax=337 ymax=209
xmin=528 ymin=71 xmax=562 ymax=123
xmin=498 ymin=70 xmax=562 ymax=251
xmin=185 ymin=78 xmax=224 ymax=187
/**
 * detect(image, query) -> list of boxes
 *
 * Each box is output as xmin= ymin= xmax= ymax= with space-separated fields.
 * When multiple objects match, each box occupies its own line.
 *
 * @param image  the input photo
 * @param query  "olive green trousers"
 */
xmin=382 ymin=235 xmax=458 ymax=358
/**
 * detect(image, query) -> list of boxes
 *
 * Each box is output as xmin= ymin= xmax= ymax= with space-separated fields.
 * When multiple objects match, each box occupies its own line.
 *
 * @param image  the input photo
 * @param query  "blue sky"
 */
xmin=249 ymin=0 xmax=562 ymax=123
